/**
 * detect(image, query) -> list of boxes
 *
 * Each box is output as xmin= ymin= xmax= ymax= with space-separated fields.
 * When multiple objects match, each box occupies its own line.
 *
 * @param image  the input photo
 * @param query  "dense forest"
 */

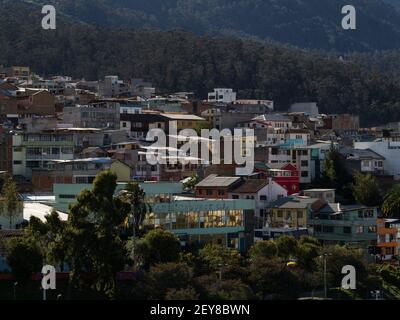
xmin=2 ymin=1 xmax=400 ymax=126
xmin=21 ymin=0 xmax=400 ymax=52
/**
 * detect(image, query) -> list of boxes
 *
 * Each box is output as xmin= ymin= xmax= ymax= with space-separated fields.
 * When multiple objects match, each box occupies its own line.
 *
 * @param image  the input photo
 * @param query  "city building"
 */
xmin=207 ymin=88 xmax=237 ymax=104
xmin=63 ymin=101 xmax=120 ymax=129
xmin=302 ymin=189 xmax=336 ymax=203
xmin=309 ymin=204 xmax=378 ymax=247
xmin=269 ymin=196 xmax=325 ymax=229
xmin=354 ymin=137 xmax=400 ymax=180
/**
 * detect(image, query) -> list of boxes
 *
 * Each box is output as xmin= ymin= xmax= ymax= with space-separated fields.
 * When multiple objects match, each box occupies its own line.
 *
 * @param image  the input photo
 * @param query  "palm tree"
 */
xmin=117 ymin=182 xmax=150 ymax=263
xmin=382 ymin=185 xmax=400 ymax=218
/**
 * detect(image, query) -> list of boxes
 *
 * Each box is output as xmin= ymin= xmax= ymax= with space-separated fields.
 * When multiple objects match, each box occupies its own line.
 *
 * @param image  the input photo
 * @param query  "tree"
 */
xmin=135 ymin=229 xmax=181 ymax=268
xmin=324 ymin=146 xmax=351 ymax=191
xmin=5 ymin=237 xmax=42 ymax=285
xmin=198 ymin=244 xmax=244 ymax=280
xmin=117 ymin=181 xmax=150 ymax=267
xmin=275 ymin=236 xmax=298 ymax=260
xmin=351 ymin=172 xmax=383 ymax=207
xmin=145 ymin=262 xmax=194 ymax=299
xmin=165 ymin=287 xmax=199 ymax=300
xmin=183 ymin=174 xmax=200 ymax=192
xmin=248 ymin=257 xmax=302 ymax=299
xmin=382 ymin=185 xmax=400 ymax=218
xmin=117 ymin=181 xmax=150 ymax=238
xmin=1 ymin=175 xmax=22 ymax=229
xmin=249 ymin=240 xmax=278 ymax=261
xmin=28 ymin=210 xmax=67 ymax=271
xmin=194 ymin=274 xmax=255 ymax=300
xmin=64 ymin=171 xmax=129 ymax=298
xmin=296 ymin=236 xmax=322 ymax=272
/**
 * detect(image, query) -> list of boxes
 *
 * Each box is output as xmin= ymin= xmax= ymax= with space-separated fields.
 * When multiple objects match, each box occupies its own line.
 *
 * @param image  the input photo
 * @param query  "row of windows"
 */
xmin=145 ymin=210 xmax=244 ymax=230
xmin=314 ymin=225 xmax=377 ymax=234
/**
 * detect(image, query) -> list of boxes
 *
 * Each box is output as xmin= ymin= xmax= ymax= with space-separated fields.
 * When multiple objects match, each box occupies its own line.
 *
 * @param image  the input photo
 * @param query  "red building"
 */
xmin=255 ymin=162 xmax=300 ymax=195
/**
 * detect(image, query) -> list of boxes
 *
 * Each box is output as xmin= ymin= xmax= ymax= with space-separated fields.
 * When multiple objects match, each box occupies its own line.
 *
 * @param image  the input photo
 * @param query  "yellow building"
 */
xmin=269 ymin=196 xmax=324 ymax=229
xmin=110 ymin=160 xmax=133 ymax=182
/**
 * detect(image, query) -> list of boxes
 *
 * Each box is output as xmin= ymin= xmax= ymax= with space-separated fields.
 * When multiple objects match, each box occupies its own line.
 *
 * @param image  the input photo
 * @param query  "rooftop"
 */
xmin=196 ymin=174 xmax=241 ymax=188
xmin=270 ymin=196 xmax=320 ymax=209
xmin=231 ymin=179 xmax=268 ymax=194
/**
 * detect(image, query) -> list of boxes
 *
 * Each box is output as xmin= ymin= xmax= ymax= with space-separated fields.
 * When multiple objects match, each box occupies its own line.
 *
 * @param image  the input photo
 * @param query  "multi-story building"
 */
xmin=269 ymin=196 xmax=324 ymax=229
xmin=340 ymin=147 xmax=386 ymax=176
xmin=99 ymin=76 xmax=129 ymax=98
xmin=52 ymin=181 xmax=255 ymax=252
xmin=207 ymin=88 xmax=237 ymax=104
xmin=229 ymin=178 xmax=287 ymax=228
xmin=303 ymin=189 xmax=336 ymax=203
xmin=309 ymin=204 xmax=378 ymax=247
xmin=255 ymin=162 xmax=300 ymax=195
xmin=375 ymin=218 xmax=399 ymax=262
xmin=12 ymin=131 xmax=74 ymax=178
xmin=268 ymin=143 xmax=312 ymax=184
xmin=63 ymin=101 xmax=120 ymax=130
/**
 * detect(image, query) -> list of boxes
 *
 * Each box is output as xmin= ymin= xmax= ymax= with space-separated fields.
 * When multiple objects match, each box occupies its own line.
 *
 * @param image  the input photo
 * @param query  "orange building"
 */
xmin=376 ymin=218 xmax=399 ymax=262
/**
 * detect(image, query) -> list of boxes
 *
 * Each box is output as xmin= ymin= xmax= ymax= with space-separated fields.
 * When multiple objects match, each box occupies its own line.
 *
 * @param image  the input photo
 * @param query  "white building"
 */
xmin=229 ymin=178 xmax=288 ymax=228
xmin=208 ymin=88 xmax=237 ymax=104
xmin=354 ymin=138 xmax=400 ymax=180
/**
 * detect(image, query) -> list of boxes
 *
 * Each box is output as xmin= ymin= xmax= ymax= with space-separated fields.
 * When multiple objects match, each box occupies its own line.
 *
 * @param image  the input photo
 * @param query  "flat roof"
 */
xmin=196 ymin=174 xmax=241 ymax=187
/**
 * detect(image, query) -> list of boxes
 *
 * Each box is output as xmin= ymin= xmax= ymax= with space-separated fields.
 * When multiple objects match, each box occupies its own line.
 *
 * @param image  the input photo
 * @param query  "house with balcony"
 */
xmin=375 ymin=218 xmax=399 ymax=262
xmin=12 ymin=131 xmax=75 ymax=178
xmin=308 ymin=204 xmax=378 ymax=247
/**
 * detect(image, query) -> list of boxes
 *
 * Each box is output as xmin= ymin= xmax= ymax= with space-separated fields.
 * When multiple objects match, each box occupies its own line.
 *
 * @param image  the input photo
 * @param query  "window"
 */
xmin=314 ymin=225 xmax=322 ymax=232
xmin=301 ymin=171 xmax=309 ymax=177
xmin=297 ymin=210 xmax=303 ymax=219
xmin=368 ymin=226 xmax=377 ymax=233
xmin=343 ymin=226 xmax=352 ymax=234
xmin=323 ymin=226 xmax=334 ymax=233
xmin=260 ymin=195 xmax=267 ymax=201
xmin=122 ymin=122 xmax=127 ymax=128
xmin=13 ymin=160 xmax=22 ymax=165
xmin=301 ymin=160 xmax=308 ymax=167
xmin=206 ymin=189 xmax=213 ymax=196
xmin=59 ymin=194 xmax=76 ymax=199
xmin=232 ymin=195 xmax=239 ymax=199
xmin=218 ymin=190 xmax=225 ymax=196
xmin=277 ymin=210 xmax=283 ymax=218
xmin=356 ymin=226 xmax=364 ymax=234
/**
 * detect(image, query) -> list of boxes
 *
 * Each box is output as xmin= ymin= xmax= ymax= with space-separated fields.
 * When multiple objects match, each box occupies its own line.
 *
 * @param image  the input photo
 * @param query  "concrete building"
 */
xmin=63 ymin=101 xmax=120 ymax=130
xmin=208 ymin=88 xmax=237 ymax=104
xmin=302 ymin=189 xmax=336 ymax=203
xmin=309 ymin=204 xmax=377 ymax=247
xmin=12 ymin=131 xmax=74 ymax=178
xmin=354 ymin=138 xmax=400 ymax=180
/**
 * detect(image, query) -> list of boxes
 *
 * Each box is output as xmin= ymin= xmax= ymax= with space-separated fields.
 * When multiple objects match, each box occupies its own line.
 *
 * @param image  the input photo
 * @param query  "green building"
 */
xmin=53 ymin=182 xmax=255 ymax=252
xmin=308 ymin=203 xmax=377 ymax=247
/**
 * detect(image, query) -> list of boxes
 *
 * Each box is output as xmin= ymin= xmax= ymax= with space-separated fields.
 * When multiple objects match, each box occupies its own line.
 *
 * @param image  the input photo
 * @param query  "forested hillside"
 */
xmin=2 ymin=0 xmax=400 ymax=126
xmin=21 ymin=0 xmax=400 ymax=52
